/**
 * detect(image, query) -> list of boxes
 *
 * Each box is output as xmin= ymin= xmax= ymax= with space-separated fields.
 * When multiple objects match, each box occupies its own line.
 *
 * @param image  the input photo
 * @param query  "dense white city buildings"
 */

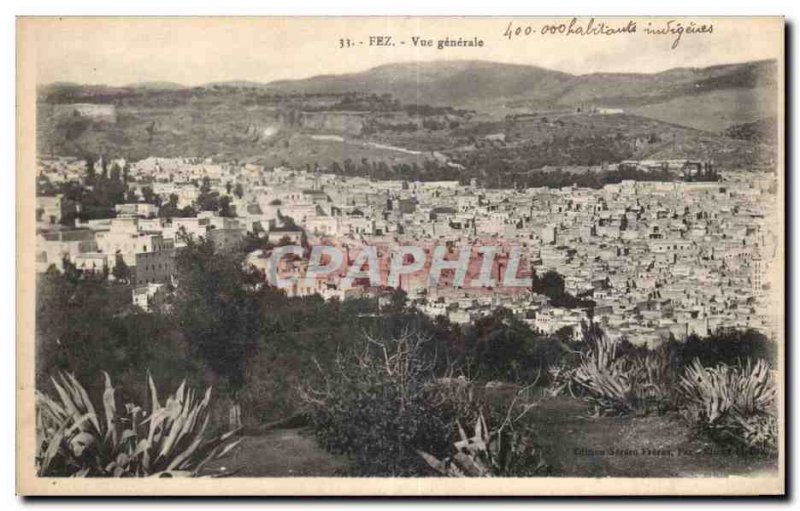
xmin=35 ymin=155 xmax=780 ymax=346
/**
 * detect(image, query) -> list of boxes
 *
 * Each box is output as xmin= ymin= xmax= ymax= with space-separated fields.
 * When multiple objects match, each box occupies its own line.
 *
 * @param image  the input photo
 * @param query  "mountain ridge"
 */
xmin=40 ymin=58 xmax=778 ymax=133
xmin=42 ymin=58 xmax=776 ymax=92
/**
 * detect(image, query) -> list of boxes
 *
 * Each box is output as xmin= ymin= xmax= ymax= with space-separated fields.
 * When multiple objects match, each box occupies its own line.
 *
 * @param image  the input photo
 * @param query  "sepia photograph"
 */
xmin=15 ymin=15 xmax=785 ymax=496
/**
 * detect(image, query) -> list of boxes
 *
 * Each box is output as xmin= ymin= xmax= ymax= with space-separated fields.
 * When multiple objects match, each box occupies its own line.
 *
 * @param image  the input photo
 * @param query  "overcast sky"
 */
xmin=20 ymin=17 xmax=783 ymax=86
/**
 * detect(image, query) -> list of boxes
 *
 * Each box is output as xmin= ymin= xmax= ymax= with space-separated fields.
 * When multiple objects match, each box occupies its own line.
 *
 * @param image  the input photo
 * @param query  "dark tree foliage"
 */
xmin=677 ymin=329 xmax=778 ymax=367
xmin=233 ymin=183 xmax=244 ymax=199
xmin=111 ymin=254 xmax=130 ymax=283
xmin=196 ymin=190 xmax=220 ymax=212
xmin=241 ymin=232 xmax=274 ymax=254
xmin=79 ymin=182 xmax=122 ymax=220
xmin=158 ymin=194 xmax=196 ymax=218
xmin=195 ymin=180 xmax=234 ymax=217
xmin=531 ymin=270 xmax=595 ymax=309
xmin=36 ymin=175 xmax=60 ymax=197
xmin=35 ymin=269 xmax=203 ymax=403
xmin=43 ymin=158 xmax=131 ymax=221
xmin=306 ymin=333 xmax=457 ymax=476
xmin=463 ymin=308 xmax=576 ymax=383
xmin=173 ymin=238 xmax=264 ymax=393
xmin=140 ymin=186 xmax=161 ymax=206
xmin=218 ymin=195 xmax=235 ymax=217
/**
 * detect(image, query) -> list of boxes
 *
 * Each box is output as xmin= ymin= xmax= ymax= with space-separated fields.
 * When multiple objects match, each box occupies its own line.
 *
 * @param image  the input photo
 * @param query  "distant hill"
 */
xmin=202 ymin=80 xmax=275 ymax=89
xmin=723 ymin=117 xmax=778 ymax=145
xmin=126 ymin=81 xmax=187 ymax=90
xmin=37 ymin=59 xmax=778 ymax=165
xmin=263 ymin=59 xmax=778 ymax=132
xmin=265 ymin=60 xmax=574 ymax=108
xmin=39 ymin=59 xmax=777 ymax=133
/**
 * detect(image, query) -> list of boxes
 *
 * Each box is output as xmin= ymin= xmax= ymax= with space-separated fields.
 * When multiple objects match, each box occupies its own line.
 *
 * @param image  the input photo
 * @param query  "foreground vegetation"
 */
xmin=295 ymin=322 xmax=777 ymax=476
xmin=36 ymin=239 xmax=780 ymax=477
xmin=545 ymin=322 xmax=778 ymax=454
xmin=36 ymin=373 xmax=239 ymax=477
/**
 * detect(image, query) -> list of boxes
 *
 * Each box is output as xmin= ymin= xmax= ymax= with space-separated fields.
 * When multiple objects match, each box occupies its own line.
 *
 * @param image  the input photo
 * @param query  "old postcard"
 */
xmin=16 ymin=16 xmax=785 ymax=496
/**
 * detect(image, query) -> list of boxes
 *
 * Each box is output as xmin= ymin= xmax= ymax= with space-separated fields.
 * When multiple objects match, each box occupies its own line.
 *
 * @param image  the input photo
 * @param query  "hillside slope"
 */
xmin=41 ymin=59 xmax=778 ymax=133
xmin=265 ymin=60 xmax=574 ymax=107
xmin=264 ymin=59 xmax=778 ymax=132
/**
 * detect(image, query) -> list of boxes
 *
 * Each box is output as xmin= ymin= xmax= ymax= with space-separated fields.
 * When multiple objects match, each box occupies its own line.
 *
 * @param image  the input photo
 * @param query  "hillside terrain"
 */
xmin=37 ymin=59 xmax=778 ymax=183
xmin=264 ymin=59 xmax=778 ymax=132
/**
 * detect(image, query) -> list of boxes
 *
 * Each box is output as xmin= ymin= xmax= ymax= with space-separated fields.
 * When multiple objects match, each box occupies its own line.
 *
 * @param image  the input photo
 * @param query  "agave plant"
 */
xmin=628 ymin=351 xmax=674 ymax=412
xmin=571 ymin=331 xmax=636 ymax=416
xmin=35 ymin=371 xmax=241 ymax=477
xmin=570 ymin=328 xmax=675 ymax=416
xmin=677 ymin=358 xmax=777 ymax=449
xmin=573 ymin=358 xmax=634 ymax=415
xmin=417 ymin=411 xmax=549 ymax=477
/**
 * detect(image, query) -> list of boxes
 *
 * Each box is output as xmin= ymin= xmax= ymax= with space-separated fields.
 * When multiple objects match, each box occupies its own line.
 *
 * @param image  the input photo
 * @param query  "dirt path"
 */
xmin=203 ymin=428 xmax=348 ymax=477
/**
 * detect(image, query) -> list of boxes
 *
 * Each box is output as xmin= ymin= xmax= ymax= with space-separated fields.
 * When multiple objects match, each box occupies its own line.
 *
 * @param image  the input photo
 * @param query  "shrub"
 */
xmin=546 ymin=362 xmax=578 ymax=397
xmin=417 ymin=409 xmax=550 ymax=477
xmin=462 ymin=308 xmax=567 ymax=384
xmin=679 ymin=329 xmax=778 ymax=367
xmin=425 ymin=375 xmax=484 ymax=426
xmin=677 ymin=358 xmax=778 ymax=451
xmin=36 ymin=372 xmax=240 ymax=477
xmin=301 ymin=332 xmax=456 ymax=476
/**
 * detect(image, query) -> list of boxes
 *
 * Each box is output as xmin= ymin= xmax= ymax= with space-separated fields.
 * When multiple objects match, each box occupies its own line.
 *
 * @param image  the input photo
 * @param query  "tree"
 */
xmin=463 ymin=308 xmax=543 ymax=382
xmin=196 ymin=190 xmax=220 ymax=212
xmin=110 ymin=162 xmax=121 ymax=183
xmin=100 ymin=157 xmax=109 ymax=181
xmin=233 ymin=183 xmax=244 ymax=199
xmin=35 ymin=268 xmax=199 ymax=396
xmin=219 ymin=195 xmax=235 ymax=217
xmin=85 ymin=155 xmax=96 ymax=185
xmin=554 ymin=325 xmax=574 ymax=342
xmin=61 ymin=256 xmax=81 ymax=283
xmin=159 ymin=194 xmax=182 ymax=218
xmin=531 ymin=270 xmax=566 ymax=299
xmin=200 ymin=176 xmax=211 ymax=194
xmin=112 ymin=254 xmax=131 ymax=283
xmin=530 ymin=269 xmax=592 ymax=309
xmin=174 ymin=239 xmax=263 ymax=394
xmin=141 ymin=186 xmax=160 ymax=206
